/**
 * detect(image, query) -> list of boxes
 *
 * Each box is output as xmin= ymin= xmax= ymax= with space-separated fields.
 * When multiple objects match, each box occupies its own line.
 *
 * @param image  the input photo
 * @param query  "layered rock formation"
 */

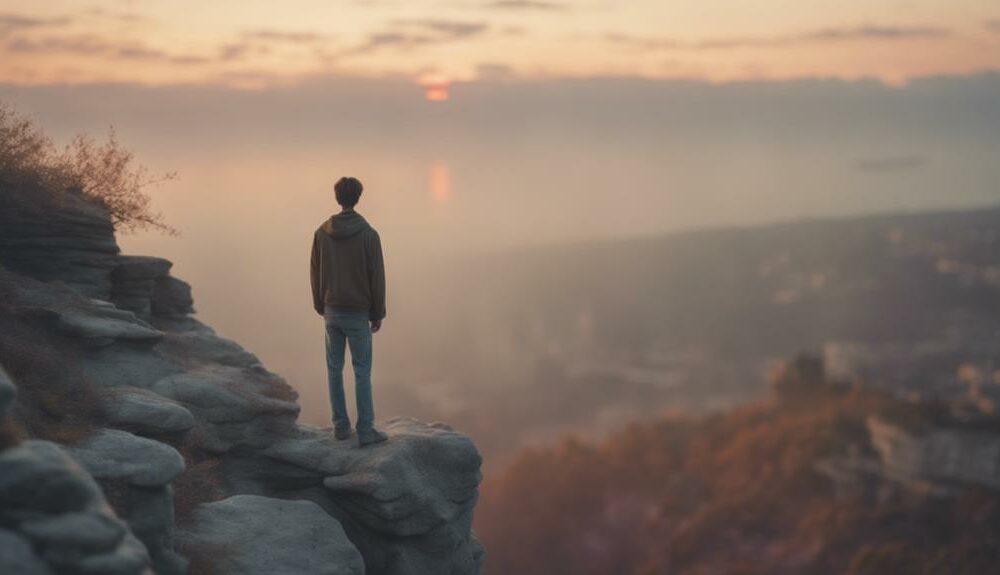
xmin=0 ymin=191 xmax=484 ymax=574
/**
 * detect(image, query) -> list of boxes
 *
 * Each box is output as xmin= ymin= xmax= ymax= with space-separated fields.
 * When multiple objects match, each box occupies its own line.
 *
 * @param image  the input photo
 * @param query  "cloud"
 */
xmin=484 ymin=0 xmax=567 ymax=10
xmin=214 ymin=29 xmax=337 ymax=62
xmin=398 ymin=19 xmax=489 ymax=38
xmin=6 ymin=33 xmax=210 ymax=65
xmin=241 ymin=29 xmax=329 ymax=44
xmin=987 ymin=19 xmax=1000 ymax=33
xmin=0 ymin=13 xmax=72 ymax=36
xmin=84 ymin=8 xmax=149 ymax=25
xmin=349 ymin=19 xmax=489 ymax=55
xmin=604 ymin=24 xmax=950 ymax=52
xmin=855 ymin=155 xmax=929 ymax=174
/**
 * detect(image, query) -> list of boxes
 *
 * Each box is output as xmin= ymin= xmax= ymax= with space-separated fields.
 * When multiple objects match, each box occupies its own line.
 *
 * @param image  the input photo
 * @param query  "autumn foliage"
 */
xmin=0 ymin=103 xmax=174 ymax=234
xmin=476 ymin=381 xmax=1000 ymax=574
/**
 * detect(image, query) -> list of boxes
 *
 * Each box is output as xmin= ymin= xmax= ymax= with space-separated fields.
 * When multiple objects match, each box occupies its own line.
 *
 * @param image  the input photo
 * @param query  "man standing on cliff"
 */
xmin=310 ymin=176 xmax=388 ymax=447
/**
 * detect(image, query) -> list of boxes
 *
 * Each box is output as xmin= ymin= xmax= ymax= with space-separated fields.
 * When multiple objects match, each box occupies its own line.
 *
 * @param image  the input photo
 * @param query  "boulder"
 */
xmin=151 ymin=276 xmax=194 ymax=318
xmin=0 ymin=190 xmax=120 ymax=299
xmin=0 ymin=440 xmax=154 ymax=575
xmin=111 ymin=256 xmax=173 ymax=317
xmin=75 ymin=532 xmax=154 ymax=575
xmin=157 ymin=327 xmax=262 ymax=369
xmin=21 ymin=511 xmax=127 ymax=560
xmin=55 ymin=307 xmax=163 ymax=347
xmin=265 ymin=419 xmax=482 ymax=537
xmin=100 ymin=386 xmax=195 ymax=434
xmin=0 ymin=440 xmax=106 ymax=515
xmin=152 ymin=365 xmax=299 ymax=422
xmin=179 ymin=495 xmax=364 ymax=575
xmin=65 ymin=429 xmax=185 ymax=487
xmin=0 ymin=528 xmax=52 ymax=575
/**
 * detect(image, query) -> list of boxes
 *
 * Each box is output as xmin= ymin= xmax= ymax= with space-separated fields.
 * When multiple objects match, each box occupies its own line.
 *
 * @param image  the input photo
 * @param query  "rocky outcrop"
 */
xmin=0 ymin=186 xmax=484 ymax=574
xmin=0 ymin=189 xmax=120 ymax=300
xmin=0 ymin=439 xmax=154 ymax=574
xmin=179 ymin=495 xmax=365 ymax=575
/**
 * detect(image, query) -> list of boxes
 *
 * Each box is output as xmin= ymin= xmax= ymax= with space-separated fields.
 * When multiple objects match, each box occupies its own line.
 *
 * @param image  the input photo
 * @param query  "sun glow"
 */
xmin=429 ymin=163 xmax=451 ymax=203
xmin=423 ymin=82 xmax=450 ymax=102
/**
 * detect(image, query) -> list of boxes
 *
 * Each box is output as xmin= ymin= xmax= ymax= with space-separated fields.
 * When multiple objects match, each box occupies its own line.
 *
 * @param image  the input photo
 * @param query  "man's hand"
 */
xmin=371 ymin=319 xmax=382 ymax=333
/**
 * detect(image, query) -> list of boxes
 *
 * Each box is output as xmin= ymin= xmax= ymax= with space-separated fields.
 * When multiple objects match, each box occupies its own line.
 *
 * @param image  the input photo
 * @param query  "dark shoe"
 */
xmin=334 ymin=427 xmax=353 ymax=441
xmin=358 ymin=428 xmax=388 ymax=447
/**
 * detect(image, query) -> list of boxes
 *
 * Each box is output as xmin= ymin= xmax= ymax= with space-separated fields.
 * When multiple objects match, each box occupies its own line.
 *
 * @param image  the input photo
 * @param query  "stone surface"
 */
xmin=66 ymin=429 xmax=185 ymax=487
xmin=112 ymin=256 xmax=173 ymax=317
xmin=179 ymin=495 xmax=365 ymax=575
xmin=20 ymin=511 xmax=127 ymax=553
xmin=0 ymin=440 xmax=105 ymax=515
xmin=100 ymin=386 xmax=195 ymax=434
xmin=75 ymin=532 xmax=154 ymax=575
xmin=55 ymin=307 xmax=163 ymax=347
xmin=152 ymin=366 xmax=298 ymax=422
xmin=0 ymin=189 xmax=120 ymax=299
xmin=151 ymin=276 xmax=194 ymax=318
xmin=0 ymin=365 xmax=15 ymax=418
xmin=0 ymin=440 xmax=153 ymax=575
xmin=0 ymin=528 xmax=53 ymax=575
xmin=266 ymin=419 xmax=482 ymax=536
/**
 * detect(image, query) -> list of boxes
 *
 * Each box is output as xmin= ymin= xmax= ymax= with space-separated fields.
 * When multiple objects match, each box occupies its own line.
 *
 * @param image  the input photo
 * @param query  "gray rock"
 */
xmin=75 ymin=532 xmax=153 ymax=575
xmin=179 ymin=495 xmax=364 ymax=575
xmin=0 ymin=440 xmax=105 ymax=515
xmin=113 ymin=256 xmax=173 ymax=280
xmin=65 ymin=429 xmax=185 ymax=487
xmin=0 ymin=365 xmax=15 ymax=418
xmin=21 ymin=511 xmax=126 ymax=553
xmin=111 ymin=256 xmax=174 ymax=317
xmin=0 ymin=528 xmax=53 ymax=575
xmin=265 ymin=419 xmax=482 ymax=537
xmin=157 ymin=327 xmax=262 ymax=369
xmin=100 ymin=386 xmax=195 ymax=434
xmin=151 ymin=276 xmax=194 ymax=318
xmin=151 ymin=365 xmax=299 ymax=424
xmin=56 ymin=307 xmax=163 ymax=347
xmin=0 ymin=190 xmax=120 ymax=299
xmin=119 ymin=486 xmax=186 ymax=575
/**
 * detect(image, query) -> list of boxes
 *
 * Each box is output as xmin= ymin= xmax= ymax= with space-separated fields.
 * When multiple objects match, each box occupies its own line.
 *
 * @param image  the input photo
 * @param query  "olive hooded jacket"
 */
xmin=310 ymin=210 xmax=386 ymax=321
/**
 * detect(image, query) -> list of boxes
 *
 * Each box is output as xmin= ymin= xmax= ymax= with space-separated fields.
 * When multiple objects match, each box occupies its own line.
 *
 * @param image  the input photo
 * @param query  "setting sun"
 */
xmin=424 ymin=82 xmax=450 ymax=102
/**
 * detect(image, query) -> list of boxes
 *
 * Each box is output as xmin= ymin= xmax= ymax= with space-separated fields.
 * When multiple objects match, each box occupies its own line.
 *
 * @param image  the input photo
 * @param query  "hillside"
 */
xmin=389 ymin=206 xmax=1000 ymax=459
xmin=0 ymin=168 xmax=483 ymax=572
xmin=476 ymin=357 xmax=1000 ymax=574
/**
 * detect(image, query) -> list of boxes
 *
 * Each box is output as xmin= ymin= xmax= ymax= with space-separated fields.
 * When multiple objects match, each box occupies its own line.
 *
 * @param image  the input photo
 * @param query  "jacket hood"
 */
xmin=321 ymin=211 xmax=370 ymax=239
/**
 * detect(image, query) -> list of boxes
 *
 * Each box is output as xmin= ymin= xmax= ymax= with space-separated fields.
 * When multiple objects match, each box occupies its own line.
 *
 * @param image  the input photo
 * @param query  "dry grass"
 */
xmin=0 ymin=309 xmax=107 ymax=444
xmin=0 ymin=103 xmax=175 ymax=234
xmin=172 ymin=449 xmax=227 ymax=526
xmin=0 ymin=418 xmax=23 ymax=450
xmin=179 ymin=542 xmax=233 ymax=575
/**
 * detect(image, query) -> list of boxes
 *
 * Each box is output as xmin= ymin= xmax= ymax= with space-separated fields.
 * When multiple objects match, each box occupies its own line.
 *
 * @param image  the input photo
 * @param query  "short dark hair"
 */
xmin=335 ymin=177 xmax=363 ymax=207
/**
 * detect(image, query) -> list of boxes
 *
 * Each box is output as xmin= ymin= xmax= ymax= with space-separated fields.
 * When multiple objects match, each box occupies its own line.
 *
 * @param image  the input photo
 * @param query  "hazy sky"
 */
xmin=1 ymin=1 xmax=999 ymax=89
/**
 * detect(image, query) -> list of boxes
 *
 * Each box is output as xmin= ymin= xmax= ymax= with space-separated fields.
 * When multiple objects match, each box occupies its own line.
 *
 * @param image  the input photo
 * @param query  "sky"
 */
xmin=1 ymin=1 xmax=999 ymax=90
xmin=1 ymin=1 xmax=999 ymax=430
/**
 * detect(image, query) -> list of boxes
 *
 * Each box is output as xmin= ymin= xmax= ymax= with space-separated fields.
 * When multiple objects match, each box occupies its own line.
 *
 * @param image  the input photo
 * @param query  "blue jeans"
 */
xmin=324 ymin=308 xmax=375 ymax=432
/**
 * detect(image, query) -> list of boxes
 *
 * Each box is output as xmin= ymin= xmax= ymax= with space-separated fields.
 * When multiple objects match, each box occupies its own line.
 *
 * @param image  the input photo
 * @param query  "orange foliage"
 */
xmin=476 ymin=387 xmax=1000 ymax=574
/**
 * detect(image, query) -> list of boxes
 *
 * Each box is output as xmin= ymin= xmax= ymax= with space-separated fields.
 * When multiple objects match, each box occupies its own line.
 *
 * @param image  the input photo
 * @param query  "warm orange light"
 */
xmin=424 ymin=83 xmax=450 ymax=102
xmin=429 ymin=163 xmax=451 ymax=203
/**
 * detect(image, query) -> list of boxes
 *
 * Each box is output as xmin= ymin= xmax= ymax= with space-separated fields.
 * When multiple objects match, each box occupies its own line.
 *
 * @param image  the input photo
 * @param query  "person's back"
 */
xmin=310 ymin=176 xmax=388 ymax=447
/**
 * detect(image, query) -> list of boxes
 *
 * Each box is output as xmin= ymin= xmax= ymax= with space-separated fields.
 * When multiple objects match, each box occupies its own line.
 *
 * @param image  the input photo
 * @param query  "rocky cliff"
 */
xmin=0 ymin=189 xmax=484 ymax=574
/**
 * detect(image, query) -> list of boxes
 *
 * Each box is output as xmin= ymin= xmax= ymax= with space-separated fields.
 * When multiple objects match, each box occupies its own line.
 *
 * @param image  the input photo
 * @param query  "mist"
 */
xmin=3 ymin=72 xmax=999 ymax=458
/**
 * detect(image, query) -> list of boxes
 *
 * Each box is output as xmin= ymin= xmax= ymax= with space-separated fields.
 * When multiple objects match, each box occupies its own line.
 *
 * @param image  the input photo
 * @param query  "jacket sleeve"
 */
xmin=310 ymin=232 xmax=324 ymax=315
xmin=368 ymin=230 xmax=387 ymax=321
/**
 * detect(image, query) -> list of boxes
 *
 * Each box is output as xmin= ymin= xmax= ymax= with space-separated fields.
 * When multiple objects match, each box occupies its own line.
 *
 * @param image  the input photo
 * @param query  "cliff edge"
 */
xmin=0 ymin=187 xmax=484 ymax=574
